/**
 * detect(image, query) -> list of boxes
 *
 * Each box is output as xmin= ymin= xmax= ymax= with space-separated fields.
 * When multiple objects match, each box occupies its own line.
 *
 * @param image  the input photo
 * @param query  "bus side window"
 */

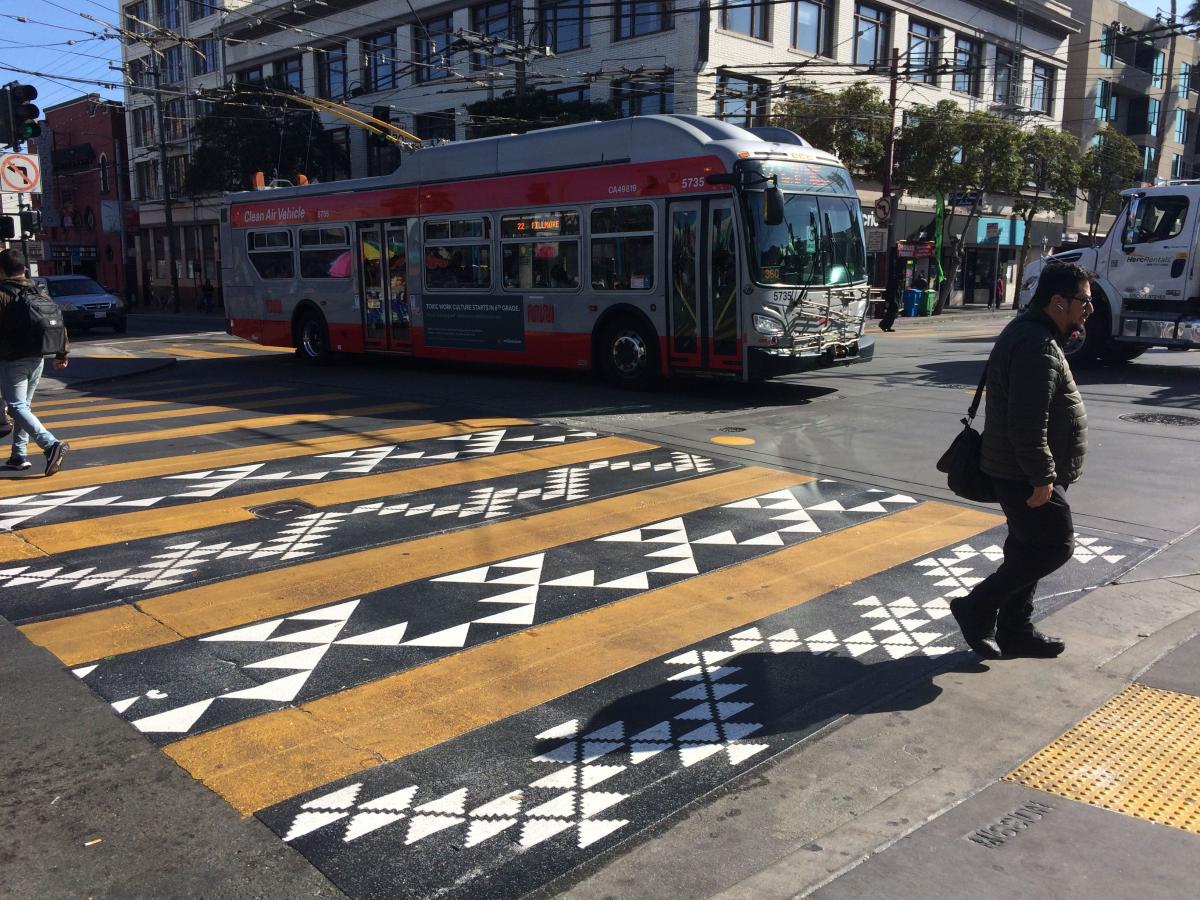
xmin=424 ymin=217 xmax=493 ymax=290
xmin=247 ymin=230 xmax=294 ymax=280
xmin=499 ymin=210 xmax=581 ymax=291
xmin=590 ymin=204 xmax=654 ymax=291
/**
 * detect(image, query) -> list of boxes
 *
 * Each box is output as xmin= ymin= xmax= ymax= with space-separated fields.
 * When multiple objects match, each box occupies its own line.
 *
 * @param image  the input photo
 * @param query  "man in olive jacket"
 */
xmin=949 ymin=261 xmax=1090 ymax=659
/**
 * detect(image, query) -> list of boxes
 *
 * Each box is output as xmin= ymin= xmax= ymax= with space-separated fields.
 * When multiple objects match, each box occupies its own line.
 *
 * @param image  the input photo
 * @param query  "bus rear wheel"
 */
xmin=599 ymin=317 xmax=659 ymax=390
xmin=295 ymin=310 xmax=333 ymax=365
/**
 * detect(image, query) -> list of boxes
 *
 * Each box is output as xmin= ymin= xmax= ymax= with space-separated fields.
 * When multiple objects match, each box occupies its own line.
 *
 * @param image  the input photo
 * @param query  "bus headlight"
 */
xmin=753 ymin=314 xmax=785 ymax=335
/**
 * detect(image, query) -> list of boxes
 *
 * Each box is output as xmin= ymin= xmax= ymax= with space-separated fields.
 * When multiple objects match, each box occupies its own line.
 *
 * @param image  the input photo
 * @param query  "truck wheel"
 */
xmin=295 ymin=310 xmax=333 ymax=365
xmin=599 ymin=316 xmax=659 ymax=390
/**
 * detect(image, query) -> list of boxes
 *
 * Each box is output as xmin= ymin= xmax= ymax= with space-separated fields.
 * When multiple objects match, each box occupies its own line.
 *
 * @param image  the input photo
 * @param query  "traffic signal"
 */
xmin=19 ymin=209 xmax=41 ymax=236
xmin=3 ymin=84 xmax=40 ymax=147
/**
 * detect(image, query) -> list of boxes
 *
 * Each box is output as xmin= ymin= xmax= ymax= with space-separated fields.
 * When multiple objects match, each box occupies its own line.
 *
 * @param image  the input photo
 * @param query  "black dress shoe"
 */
xmin=949 ymin=596 xmax=1002 ymax=659
xmin=997 ymin=628 xmax=1066 ymax=659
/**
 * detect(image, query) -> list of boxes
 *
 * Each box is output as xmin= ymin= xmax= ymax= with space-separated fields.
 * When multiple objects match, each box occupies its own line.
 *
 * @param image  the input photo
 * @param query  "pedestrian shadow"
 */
xmin=552 ymin=648 xmax=986 ymax=756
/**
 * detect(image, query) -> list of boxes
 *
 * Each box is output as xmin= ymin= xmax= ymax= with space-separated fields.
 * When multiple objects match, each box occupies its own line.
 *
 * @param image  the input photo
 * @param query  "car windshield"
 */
xmin=45 ymin=278 xmax=106 ymax=297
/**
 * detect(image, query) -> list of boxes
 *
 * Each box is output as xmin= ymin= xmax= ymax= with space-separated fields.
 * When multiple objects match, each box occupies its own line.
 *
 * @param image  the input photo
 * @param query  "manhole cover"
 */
xmin=720 ymin=426 xmax=747 ymax=433
xmin=248 ymin=499 xmax=319 ymax=521
xmin=1119 ymin=412 xmax=1200 ymax=427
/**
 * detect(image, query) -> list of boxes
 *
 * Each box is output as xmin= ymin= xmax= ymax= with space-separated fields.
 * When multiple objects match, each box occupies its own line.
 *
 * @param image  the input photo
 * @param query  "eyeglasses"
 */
xmin=1067 ymin=294 xmax=1093 ymax=306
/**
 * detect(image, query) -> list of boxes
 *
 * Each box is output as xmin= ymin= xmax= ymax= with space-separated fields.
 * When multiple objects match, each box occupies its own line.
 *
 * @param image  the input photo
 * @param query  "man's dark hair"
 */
xmin=1031 ymin=261 xmax=1090 ymax=309
xmin=0 ymin=249 xmax=26 ymax=277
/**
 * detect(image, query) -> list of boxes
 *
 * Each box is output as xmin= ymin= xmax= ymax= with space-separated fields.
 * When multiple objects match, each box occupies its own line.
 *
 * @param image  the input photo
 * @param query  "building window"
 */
xmin=414 ymin=14 xmax=454 ymax=82
xmin=99 ymin=153 xmax=111 ymax=195
xmin=471 ymin=2 xmax=519 ymax=68
xmin=317 ymin=45 xmax=348 ymax=98
xmin=125 ymin=1 xmax=150 ymax=35
xmin=1099 ymin=25 xmax=1113 ymax=68
xmin=186 ymin=0 xmax=208 ymax=21
xmin=1176 ymin=107 xmax=1189 ymax=144
xmin=167 ymin=155 xmax=188 ymax=195
xmin=790 ymin=0 xmax=829 ymax=56
xmin=131 ymin=107 xmax=155 ymax=148
xmin=611 ymin=77 xmax=674 ymax=116
xmin=158 ymin=0 xmax=180 ymax=30
xmin=234 ymin=66 xmax=264 ymax=84
xmin=722 ymin=0 xmax=769 ymax=40
xmin=614 ymin=1 xmax=673 ymax=41
xmin=853 ymin=4 xmax=890 ymax=67
xmin=1030 ymin=62 xmax=1053 ymax=114
xmin=1153 ymin=50 xmax=1165 ymax=88
xmin=363 ymin=33 xmax=397 ymax=92
xmin=906 ymin=21 xmax=939 ymax=84
xmin=276 ymin=56 xmax=303 ymax=92
xmin=164 ymin=98 xmax=188 ymax=140
xmin=549 ymin=85 xmax=589 ymax=104
xmin=952 ymin=37 xmax=981 ymax=95
xmin=716 ymin=74 xmax=768 ymax=128
xmin=1095 ymin=79 xmax=1114 ymax=122
xmin=135 ymin=159 xmax=160 ymax=201
xmin=322 ymin=128 xmax=352 ymax=182
xmin=1172 ymin=153 xmax=1185 ymax=179
xmin=994 ymin=48 xmax=1016 ymax=105
xmin=414 ymin=110 xmax=457 ymax=142
xmin=368 ymin=139 xmax=401 ymax=177
xmin=539 ymin=0 xmax=588 ymax=53
xmin=1141 ymin=146 xmax=1157 ymax=182
xmin=1181 ymin=62 xmax=1193 ymax=98
xmin=162 ymin=45 xmax=184 ymax=84
xmin=191 ymin=37 xmax=220 ymax=76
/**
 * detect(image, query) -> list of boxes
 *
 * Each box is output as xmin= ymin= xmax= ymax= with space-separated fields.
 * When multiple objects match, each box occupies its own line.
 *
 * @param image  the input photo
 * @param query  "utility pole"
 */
xmin=881 ymin=48 xmax=900 ymax=301
xmin=1153 ymin=2 xmax=1179 ymax=181
xmin=149 ymin=62 xmax=181 ymax=312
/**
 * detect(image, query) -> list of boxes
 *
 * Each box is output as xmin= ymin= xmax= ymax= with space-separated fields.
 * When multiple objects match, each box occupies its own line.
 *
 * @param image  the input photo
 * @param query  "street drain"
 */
xmin=248 ymin=499 xmax=319 ymax=521
xmin=720 ymin=426 xmax=747 ymax=433
xmin=1119 ymin=412 xmax=1200 ymax=427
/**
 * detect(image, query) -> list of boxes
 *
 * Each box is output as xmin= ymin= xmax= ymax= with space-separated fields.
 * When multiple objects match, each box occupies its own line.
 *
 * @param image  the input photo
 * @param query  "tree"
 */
xmin=185 ymin=87 xmax=347 ymax=194
xmin=1080 ymin=126 xmax=1142 ymax=241
xmin=772 ymin=83 xmax=890 ymax=178
xmin=1011 ymin=126 xmax=1081 ymax=308
xmin=897 ymin=104 xmax=1024 ymax=312
xmin=464 ymin=90 xmax=618 ymax=138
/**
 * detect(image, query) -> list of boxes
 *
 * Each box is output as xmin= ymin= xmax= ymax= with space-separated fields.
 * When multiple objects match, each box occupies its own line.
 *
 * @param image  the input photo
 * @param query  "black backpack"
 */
xmin=1 ymin=282 xmax=67 ymax=359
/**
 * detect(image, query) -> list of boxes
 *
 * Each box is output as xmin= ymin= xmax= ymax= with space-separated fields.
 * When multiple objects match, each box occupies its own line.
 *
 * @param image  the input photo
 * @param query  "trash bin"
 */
xmin=921 ymin=288 xmax=937 ymax=317
xmin=903 ymin=288 xmax=921 ymax=317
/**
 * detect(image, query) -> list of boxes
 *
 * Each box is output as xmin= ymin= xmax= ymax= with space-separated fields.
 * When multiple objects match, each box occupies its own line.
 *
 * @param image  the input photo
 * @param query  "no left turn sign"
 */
xmin=0 ymin=153 xmax=41 ymax=194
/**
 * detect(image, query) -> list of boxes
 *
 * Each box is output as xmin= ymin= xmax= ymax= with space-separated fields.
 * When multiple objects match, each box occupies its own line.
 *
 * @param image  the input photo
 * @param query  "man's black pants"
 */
xmin=964 ymin=478 xmax=1074 ymax=635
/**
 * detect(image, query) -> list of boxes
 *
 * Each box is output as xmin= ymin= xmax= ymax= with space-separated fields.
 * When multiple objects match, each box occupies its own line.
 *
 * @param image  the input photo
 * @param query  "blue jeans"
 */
xmin=0 ymin=357 xmax=56 ymax=459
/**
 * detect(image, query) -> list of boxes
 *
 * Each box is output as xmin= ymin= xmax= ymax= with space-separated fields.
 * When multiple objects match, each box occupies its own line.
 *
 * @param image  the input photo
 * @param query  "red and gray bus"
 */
xmin=220 ymin=114 xmax=873 ymax=387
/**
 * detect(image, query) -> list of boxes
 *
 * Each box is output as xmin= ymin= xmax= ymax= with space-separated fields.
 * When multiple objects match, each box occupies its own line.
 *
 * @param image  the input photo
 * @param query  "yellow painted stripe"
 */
xmin=21 ymin=467 xmax=799 ymax=666
xmin=159 ymin=345 xmax=243 ymax=359
xmin=46 ymin=392 xmax=354 ymax=430
xmin=34 ymin=381 xmax=236 ymax=408
xmin=0 ymin=417 xmax=528 ymax=499
xmin=11 ymin=435 xmax=650 ymax=559
xmin=212 ymin=342 xmax=294 ymax=353
xmin=0 ymin=533 xmax=45 ymax=561
xmin=38 ymin=386 xmax=295 ymax=418
xmin=66 ymin=401 xmax=425 ymax=451
xmin=164 ymin=501 xmax=1001 ymax=815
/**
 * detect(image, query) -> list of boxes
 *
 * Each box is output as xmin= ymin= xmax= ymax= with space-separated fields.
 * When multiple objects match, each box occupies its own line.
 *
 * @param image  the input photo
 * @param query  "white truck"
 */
xmin=1020 ymin=181 xmax=1200 ymax=364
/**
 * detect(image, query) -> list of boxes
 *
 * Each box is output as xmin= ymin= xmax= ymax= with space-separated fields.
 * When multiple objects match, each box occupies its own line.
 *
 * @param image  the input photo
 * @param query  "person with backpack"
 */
xmin=0 ymin=250 xmax=70 ymax=475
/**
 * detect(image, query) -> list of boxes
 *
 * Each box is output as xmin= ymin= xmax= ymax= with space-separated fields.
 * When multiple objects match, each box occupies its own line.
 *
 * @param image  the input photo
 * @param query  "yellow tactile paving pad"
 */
xmin=1005 ymin=683 xmax=1200 ymax=835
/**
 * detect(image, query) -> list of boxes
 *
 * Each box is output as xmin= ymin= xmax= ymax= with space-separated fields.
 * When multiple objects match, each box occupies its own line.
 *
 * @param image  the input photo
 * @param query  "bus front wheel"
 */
xmin=599 ymin=317 xmax=659 ymax=390
xmin=295 ymin=310 xmax=333 ymax=365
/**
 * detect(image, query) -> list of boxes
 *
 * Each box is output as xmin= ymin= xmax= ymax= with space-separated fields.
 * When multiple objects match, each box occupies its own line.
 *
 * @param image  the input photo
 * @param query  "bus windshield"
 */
xmin=741 ymin=162 xmax=867 ymax=288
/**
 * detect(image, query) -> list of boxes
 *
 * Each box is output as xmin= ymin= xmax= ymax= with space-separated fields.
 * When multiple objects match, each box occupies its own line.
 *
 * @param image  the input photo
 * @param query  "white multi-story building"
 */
xmin=122 ymin=0 xmax=1080 ymax=301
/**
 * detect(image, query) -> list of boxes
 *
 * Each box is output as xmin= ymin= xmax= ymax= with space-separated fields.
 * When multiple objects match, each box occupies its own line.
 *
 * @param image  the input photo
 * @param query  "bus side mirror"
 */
xmin=764 ymin=187 xmax=785 ymax=226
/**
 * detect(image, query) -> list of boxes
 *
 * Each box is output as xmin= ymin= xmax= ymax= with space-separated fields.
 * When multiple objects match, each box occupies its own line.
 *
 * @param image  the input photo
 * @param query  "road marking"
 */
xmin=211 ymin=342 xmax=294 ymax=354
xmin=64 ymin=401 xmax=426 ymax=451
xmin=711 ymin=436 xmax=756 ymax=446
xmin=38 ymin=386 xmax=295 ymax=418
xmin=43 ymin=392 xmax=353 ymax=428
xmin=21 ymin=467 xmax=800 ymax=666
xmin=159 ymin=345 xmax=253 ymax=359
xmin=0 ymin=418 xmax=527 ymax=499
xmin=7 ymin=436 xmax=648 ymax=559
xmin=162 ymin=501 xmax=1000 ymax=815
xmin=34 ymin=381 xmax=238 ymax=408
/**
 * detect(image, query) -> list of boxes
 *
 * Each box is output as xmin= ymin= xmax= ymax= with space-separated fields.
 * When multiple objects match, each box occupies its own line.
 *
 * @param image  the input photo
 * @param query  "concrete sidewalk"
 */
xmin=564 ymin=539 xmax=1200 ymax=900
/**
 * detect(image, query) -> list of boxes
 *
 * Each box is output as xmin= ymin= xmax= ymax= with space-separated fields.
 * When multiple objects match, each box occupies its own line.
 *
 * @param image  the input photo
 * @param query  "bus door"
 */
xmin=667 ymin=199 xmax=742 ymax=375
xmin=357 ymin=220 xmax=411 ymax=351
